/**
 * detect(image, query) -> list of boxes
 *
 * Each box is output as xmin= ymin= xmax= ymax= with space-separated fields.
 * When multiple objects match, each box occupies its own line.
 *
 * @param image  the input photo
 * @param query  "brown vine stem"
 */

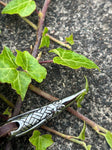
xmin=41 ymin=125 xmax=89 ymax=150
xmin=39 ymin=60 xmax=53 ymax=64
xmin=46 ymin=33 xmax=72 ymax=49
xmin=0 ymin=1 xmax=6 ymax=6
xmin=29 ymin=84 xmax=108 ymax=134
xmin=32 ymin=0 xmax=51 ymax=58
xmin=12 ymin=96 xmax=22 ymax=117
xmin=21 ymin=17 xmax=72 ymax=49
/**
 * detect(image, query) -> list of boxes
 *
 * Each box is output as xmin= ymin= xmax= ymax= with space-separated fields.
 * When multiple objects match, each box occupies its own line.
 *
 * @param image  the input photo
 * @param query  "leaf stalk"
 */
xmin=46 ymin=33 xmax=72 ymax=49
xmin=0 ymin=94 xmax=14 ymax=108
xmin=32 ymin=0 xmax=51 ymax=57
xmin=41 ymin=125 xmax=89 ymax=150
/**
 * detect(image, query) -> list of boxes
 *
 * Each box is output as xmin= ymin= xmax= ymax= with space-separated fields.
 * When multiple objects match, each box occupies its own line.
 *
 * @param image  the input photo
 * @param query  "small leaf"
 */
xmin=86 ymin=145 xmax=92 ymax=150
xmin=3 ymin=107 xmax=12 ymax=117
xmin=49 ymin=48 xmax=100 ymax=70
xmin=29 ymin=130 xmax=54 ymax=150
xmin=105 ymin=131 xmax=112 ymax=148
xmin=84 ymin=76 xmax=89 ymax=93
xmin=65 ymin=33 xmax=74 ymax=45
xmin=39 ymin=27 xmax=50 ymax=49
xmin=2 ymin=0 xmax=36 ymax=17
xmin=16 ymin=50 xmax=47 ymax=83
xmin=76 ymin=76 xmax=89 ymax=107
xmin=76 ymin=94 xmax=85 ymax=108
xmin=78 ymin=122 xmax=86 ymax=140
xmin=0 ymin=47 xmax=31 ymax=100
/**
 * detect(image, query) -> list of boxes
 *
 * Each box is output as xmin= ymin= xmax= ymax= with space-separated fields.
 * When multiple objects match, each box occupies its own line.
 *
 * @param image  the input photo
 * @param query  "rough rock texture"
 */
xmin=0 ymin=0 xmax=112 ymax=150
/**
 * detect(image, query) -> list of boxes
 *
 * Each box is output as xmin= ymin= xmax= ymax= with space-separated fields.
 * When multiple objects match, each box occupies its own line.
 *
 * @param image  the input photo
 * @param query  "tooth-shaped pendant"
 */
xmin=8 ymin=89 xmax=86 ymax=137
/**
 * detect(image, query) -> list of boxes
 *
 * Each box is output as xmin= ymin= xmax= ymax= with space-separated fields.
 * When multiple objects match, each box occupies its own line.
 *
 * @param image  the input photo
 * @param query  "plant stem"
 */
xmin=67 ymin=107 xmax=108 ymax=134
xmin=0 ymin=114 xmax=8 ymax=121
xmin=32 ymin=0 xmax=51 ymax=58
xmin=46 ymin=33 xmax=72 ymax=49
xmin=41 ymin=125 xmax=88 ymax=150
xmin=0 ymin=94 xmax=14 ymax=108
xmin=29 ymin=84 xmax=109 ymax=134
xmin=21 ymin=17 xmax=72 ymax=49
xmin=12 ymin=96 xmax=22 ymax=117
xmin=22 ymin=17 xmax=37 ymax=30
xmin=0 ymin=1 xmax=6 ymax=6
xmin=39 ymin=60 xmax=53 ymax=64
xmin=29 ymin=84 xmax=58 ymax=101
xmin=35 ymin=8 xmax=39 ymax=15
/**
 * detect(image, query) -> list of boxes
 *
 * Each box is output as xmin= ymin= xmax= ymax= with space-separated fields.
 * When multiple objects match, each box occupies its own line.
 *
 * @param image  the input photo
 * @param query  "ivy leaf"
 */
xmin=39 ymin=27 xmax=50 ymax=49
xmin=3 ymin=107 xmax=12 ymax=117
xmin=11 ymin=71 xmax=31 ymax=100
xmin=0 ymin=46 xmax=18 ymax=83
xmin=65 ymin=33 xmax=74 ymax=45
xmin=104 ymin=131 xmax=112 ymax=148
xmin=2 ymin=0 xmax=36 ymax=17
xmin=76 ymin=76 xmax=88 ymax=107
xmin=16 ymin=50 xmax=47 ymax=83
xmin=78 ymin=122 xmax=86 ymax=140
xmin=29 ymin=130 xmax=54 ymax=150
xmin=49 ymin=48 xmax=100 ymax=70
xmin=86 ymin=145 xmax=92 ymax=150
xmin=0 ymin=47 xmax=31 ymax=100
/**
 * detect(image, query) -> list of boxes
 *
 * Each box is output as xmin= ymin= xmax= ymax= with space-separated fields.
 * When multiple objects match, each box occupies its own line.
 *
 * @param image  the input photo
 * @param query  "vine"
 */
xmin=0 ymin=0 xmax=112 ymax=150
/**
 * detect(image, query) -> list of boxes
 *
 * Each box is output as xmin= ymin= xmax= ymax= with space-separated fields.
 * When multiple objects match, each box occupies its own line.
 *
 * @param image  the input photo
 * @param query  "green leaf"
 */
xmin=11 ymin=71 xmax=31 ymax=100
xmin=76 ymin=94 xmax=85 ymax=108
xmin=84 ymin=76 xmax=89 ymax=93
xmin=78 ymin=122 xmax=86 ymax=140
xmin=3 ymin=107 xmax=12 ymax=117
xmin=86 ymin=145 xmax=91 ymax=150
xmin=104 ymin=131 xmax=112 ymax=148
xmin=76 ymin=76 xmax=88 ymax=107
xmin=0 ymin=47 xmax=31 ymax=100
xmin=16 ymin=50 xmax=47 ymax=83
xmin=49 ymin=48 xmax=100 ymax=70
xmin=0 ymin=47 xmax=18 ymax=83
xmin=2 ymin=0 xmax=36 ymax=17
xmin=39 ymin=27 xmax=50 ymax=49
xmin=29 ymin=130 xmax=54 ymax=150
xmin=65 ymin=33 xmax=74 ymax=45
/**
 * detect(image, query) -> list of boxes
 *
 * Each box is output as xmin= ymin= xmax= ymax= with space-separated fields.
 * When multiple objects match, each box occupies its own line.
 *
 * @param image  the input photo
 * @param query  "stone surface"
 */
xmin=0 ymin=0 xmax=112 ymax=150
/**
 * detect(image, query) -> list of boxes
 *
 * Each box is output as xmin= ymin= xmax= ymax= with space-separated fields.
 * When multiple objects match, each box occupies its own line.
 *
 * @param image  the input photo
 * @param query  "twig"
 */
xmin=46 ymin=33 xmax=72 ymax=49
xmin=29 ymin=84 xmax=108 ymax=134
xmin=0 ymin=1 xmax=6 ymax=6
xmin=21 ymin=17 xmax=72 ymax=49
xmin=0 ymin=94 xmax=14 ymax=108
xmin=32 ymin=0 xmax=51 ymax=57
xmin=29 ymin=84 xmax=58 ymax=101
xmin=22 ymin=17 xmax=38 ymax=30
xmin=12 ymin=96 xmax=22 ymax=117
xmin=39 ymin=60 xmax=53 ymax=64
xmin=67 ymin=107 xmax=107 ymax=133
xmin=41 ymin=125 xmax=89 ymax=150
xmin=0 ymin=114 xmax=8 ymax=121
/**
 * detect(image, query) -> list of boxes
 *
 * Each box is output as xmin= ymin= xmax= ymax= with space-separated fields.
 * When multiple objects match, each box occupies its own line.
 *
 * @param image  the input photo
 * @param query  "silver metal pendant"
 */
xmin=8 ymin=89 xmax=86 ymax=137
